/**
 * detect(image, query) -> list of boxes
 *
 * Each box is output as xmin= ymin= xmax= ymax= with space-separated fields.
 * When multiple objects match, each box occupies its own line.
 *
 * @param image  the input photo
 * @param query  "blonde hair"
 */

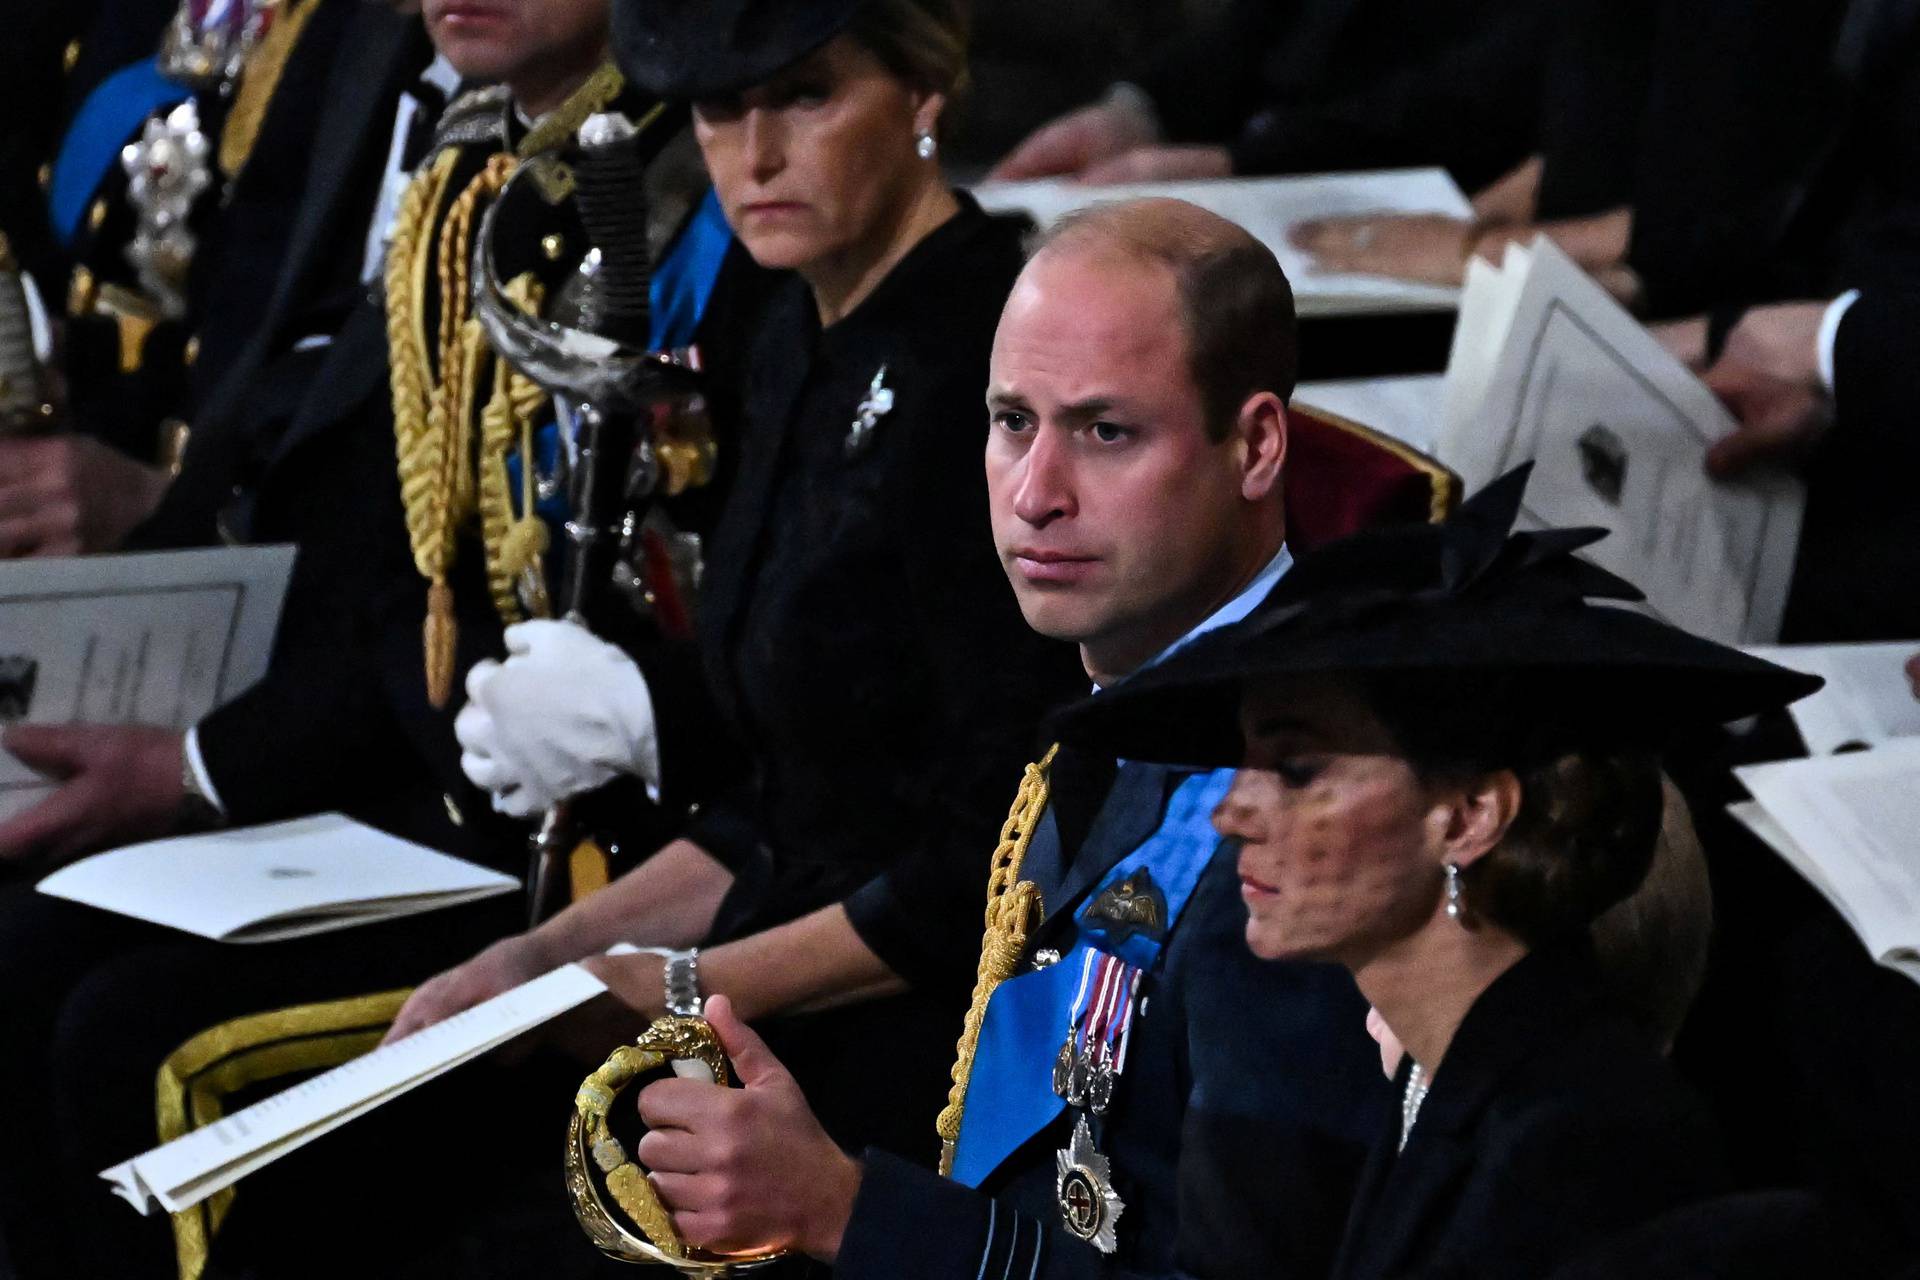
xmin=849 ymin=0 xmax=972 ymax=100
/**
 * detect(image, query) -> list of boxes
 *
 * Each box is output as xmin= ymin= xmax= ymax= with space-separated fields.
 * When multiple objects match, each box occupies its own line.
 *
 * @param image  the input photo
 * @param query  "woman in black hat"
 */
xmin=446 ymin=0 xmax=1087 ymax=1155
xmin=1054 ymin=468 xmax=1821 ymax=1280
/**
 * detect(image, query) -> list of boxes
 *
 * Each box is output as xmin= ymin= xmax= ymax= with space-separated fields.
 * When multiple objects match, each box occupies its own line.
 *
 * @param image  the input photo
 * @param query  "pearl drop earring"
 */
xmin=915 ymin=131 xmax=937 ymax=160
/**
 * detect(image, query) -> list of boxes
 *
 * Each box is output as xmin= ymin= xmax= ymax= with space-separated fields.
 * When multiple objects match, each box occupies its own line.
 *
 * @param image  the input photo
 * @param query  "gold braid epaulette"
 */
xmin=936 ymin=744 xmax=1059 ymax=1177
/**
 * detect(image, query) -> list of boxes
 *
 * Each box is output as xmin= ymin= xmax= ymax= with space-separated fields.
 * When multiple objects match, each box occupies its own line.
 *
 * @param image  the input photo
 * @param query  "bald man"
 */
xmin=547 ymin=200 xmax=1387 ymax=1280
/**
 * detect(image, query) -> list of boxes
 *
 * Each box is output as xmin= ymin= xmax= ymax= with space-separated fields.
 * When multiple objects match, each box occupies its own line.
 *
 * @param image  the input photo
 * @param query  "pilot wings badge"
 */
xmin=1084 ymin=868 xmax=1168 ymax=944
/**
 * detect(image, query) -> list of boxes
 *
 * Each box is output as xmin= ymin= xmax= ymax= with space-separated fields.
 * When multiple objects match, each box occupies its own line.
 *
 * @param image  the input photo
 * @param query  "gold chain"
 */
xmin=936 ymin=745 xmax=1059 ymax=1176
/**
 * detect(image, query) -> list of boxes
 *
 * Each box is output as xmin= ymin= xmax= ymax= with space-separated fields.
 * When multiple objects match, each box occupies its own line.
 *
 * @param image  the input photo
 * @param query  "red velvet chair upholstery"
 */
xmin=1285 ymin=404 xmax=1460 ymax=548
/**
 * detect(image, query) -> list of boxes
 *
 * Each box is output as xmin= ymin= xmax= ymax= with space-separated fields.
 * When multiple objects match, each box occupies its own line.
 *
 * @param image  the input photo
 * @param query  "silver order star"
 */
xmin=1055 ymin=1113 xmax=1125 ymax=1254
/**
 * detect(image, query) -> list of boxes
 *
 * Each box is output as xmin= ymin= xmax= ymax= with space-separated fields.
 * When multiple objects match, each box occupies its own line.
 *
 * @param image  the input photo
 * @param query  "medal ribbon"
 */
xmin=950 ymin=767 xmax=1234 ymax=1187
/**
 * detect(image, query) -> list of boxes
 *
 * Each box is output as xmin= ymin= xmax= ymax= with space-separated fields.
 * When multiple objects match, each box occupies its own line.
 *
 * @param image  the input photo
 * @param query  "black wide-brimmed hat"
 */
xmin=612 ymin=0 xmax=865 ymax=101
xmin=1052 ymin=466 xmax=1822 ymax=769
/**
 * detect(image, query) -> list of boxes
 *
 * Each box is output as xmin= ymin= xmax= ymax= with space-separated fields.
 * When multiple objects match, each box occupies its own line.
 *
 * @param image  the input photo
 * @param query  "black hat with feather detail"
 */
xmin=1051 ymin=466 xmax=1822 ymax=770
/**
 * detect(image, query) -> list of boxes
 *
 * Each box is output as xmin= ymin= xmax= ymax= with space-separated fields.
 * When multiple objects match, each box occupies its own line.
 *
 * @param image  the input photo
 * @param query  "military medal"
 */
xmin=845 ymin=364 xmax=894 ymax=456
xmin=1048 ymin=948 xmax=1143 ymax=1253
xmin=1053 ymin=949 xmax=1143 ymax=1117
xmin=1056 ymin=1114 xmax=1125 ymax=1254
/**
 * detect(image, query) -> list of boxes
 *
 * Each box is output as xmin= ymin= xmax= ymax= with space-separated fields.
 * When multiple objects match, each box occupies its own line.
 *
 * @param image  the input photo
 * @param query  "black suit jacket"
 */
xmin=1331 ymin=946 xmax=1728 ymax=1280
xmin=1776 ymin=287 xmax=1920 ymax=641
xmin=836 ymin=760 xmax=1387 ymax=1280
xmin=1628 ymin=0 xmax=1920 ymax=317
xmin=1135 ymin=0 xmax=1548 ymax=193
xmin=131 ymin=1 xmax=427 ymax=550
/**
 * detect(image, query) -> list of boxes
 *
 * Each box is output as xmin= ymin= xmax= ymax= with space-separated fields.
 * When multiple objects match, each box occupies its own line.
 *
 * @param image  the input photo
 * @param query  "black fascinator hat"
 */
xmin=1052 ymin=465 xmax=1822 ymax=770
xmin=612 ymin=0 xmax=865 ymax=101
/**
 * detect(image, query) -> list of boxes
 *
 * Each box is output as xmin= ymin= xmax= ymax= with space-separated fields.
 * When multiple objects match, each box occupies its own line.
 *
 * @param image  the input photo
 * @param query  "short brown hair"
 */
xmin=1462 ymin=750 xmax=1665 ymax=948
xmin=1032 ymin=198 xmax=1298 ymax=438
xmin=1588 ymin=778 xmax=1713 ymax=1051
xmin=848 ymin=0 xmax=971 ymax=99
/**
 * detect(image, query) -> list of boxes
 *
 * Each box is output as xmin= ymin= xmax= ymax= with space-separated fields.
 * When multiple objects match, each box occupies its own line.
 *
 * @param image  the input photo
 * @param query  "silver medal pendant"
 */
xmin=1056 ymin=1114 xmax=1125 ymax=1254
xmin=1052 ymin=1036 xmax=1076 ymax=1100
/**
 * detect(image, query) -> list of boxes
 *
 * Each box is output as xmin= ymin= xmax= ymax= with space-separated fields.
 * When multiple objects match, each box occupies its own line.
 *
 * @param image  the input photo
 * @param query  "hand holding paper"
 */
xmin=0 ymin=724 xmax=186 ymax=865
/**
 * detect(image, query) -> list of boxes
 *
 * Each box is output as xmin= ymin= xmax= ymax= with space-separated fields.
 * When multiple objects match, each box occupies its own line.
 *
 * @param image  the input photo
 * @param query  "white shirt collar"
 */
xmin=1094 ymin=543 xmax=1292 ymax=692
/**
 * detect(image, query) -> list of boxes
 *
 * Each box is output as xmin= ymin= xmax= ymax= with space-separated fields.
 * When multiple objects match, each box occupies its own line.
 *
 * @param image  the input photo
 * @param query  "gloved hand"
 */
xmin=456 ymin=619 xmax=661 ymax=817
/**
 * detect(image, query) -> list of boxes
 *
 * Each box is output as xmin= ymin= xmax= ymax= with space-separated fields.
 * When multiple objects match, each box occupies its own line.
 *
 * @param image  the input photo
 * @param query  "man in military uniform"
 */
xmin=0 ymin=1 xmax=749 ymax=1273
xmin=0 ymin=0 xmax=397 ymax=560
xmin=586 ymin=200 xmax=1394 ymax=1279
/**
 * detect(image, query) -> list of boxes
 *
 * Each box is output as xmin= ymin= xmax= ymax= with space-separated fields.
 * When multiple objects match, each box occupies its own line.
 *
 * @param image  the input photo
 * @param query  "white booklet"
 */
xmin=103 ymin=960 xmax=613 ymax=1214
xmin=971 ymin=168 xmax=1472 ymax=318
xmin=37 ymin=813 xmax=519 ymax=942
xmin=1743 ymin=642 xmax=1920 ymax=755
xmin=0 ymin=544 xmax=294 ymax=820
xmin=1435 ymin=237 xmax=1805 ymax=644
xmin=1296 ymin=374 xmax=1447 ymax=455
xmin=1731 ymin=741 xmax=1920 ymax=985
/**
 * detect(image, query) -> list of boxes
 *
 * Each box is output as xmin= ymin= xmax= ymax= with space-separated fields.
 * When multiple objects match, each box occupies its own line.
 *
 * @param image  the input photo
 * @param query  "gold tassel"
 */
xmin=425 ymin=578 xmax=456 ymax=708
xmin=935 ymin=745 xmax=1058 ymax=1175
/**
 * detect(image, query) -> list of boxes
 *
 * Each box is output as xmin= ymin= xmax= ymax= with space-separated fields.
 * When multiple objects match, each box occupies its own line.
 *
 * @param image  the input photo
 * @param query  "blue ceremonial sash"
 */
xmin=649 ymin=188 xmax=730 ymax=352
xmin=51 ymin=59 xmax=192 ymax=248
xmin=950 ymin=768 xmax=1235 ymax=1188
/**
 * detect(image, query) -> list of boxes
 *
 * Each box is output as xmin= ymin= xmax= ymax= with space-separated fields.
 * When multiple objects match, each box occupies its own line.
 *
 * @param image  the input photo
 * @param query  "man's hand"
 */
xmin=1288 ymin=214 xmax=1476 ymax=287
xmin=1077 ymin=144 xmax=1232 ymax=185
xmin=0 ymin=435 xmax=170 ymax=558
xmin=383 ymin=933 xmax=554 ymax=1043
xmin=0 ymin=724 xmax=184 ymax=865
xmin=1702 ymin=301 xmax=1832 ymax=478
xmin=636 ymin=996 xmax=863 ymax=1262
xmin=988 ymin=97 xmax=1160 ymax=182
xmin=456 ymin=619 xmax=660 ymax=818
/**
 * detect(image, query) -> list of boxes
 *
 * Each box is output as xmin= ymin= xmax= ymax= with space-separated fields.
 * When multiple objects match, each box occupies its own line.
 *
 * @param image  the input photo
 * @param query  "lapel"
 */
xmin=1331 ymin=948 xmax=1604 ymax=1280
xmin=1036 ymin=761 xmax=1180 ymax=937
xmin=699 ymin=278 xmax=815 ymax=663
xmin=198 ymin=3 xmax=421 ymax=434
xmin=263 ymin=294 xmax=391 ymax=471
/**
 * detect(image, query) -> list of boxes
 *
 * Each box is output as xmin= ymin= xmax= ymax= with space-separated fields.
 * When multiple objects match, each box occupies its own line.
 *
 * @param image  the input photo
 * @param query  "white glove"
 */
xmin=456 ymin=619 xmax=662 ymax=817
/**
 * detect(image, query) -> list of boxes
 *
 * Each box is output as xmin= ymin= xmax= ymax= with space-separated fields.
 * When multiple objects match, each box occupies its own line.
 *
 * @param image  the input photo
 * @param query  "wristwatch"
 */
xmin=178 ymin=736 xmax=224 ymax=831
xmin=661 ymin=947 xmax=702 ymax=1017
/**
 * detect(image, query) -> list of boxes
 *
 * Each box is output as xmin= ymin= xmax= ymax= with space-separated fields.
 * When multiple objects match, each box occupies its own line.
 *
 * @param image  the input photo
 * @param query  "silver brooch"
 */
xmin=845 ymin=364 xmax=894 ymax=456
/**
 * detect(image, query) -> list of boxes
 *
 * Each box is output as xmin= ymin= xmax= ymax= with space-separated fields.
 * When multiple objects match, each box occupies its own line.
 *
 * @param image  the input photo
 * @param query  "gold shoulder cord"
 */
xmin=387 ymin=64 xmax=633 ymax=706
xmin=936 ymin=744 xmax=1059 ymax=1177
xmin=218 ymin=0 xmax=322 ymax=180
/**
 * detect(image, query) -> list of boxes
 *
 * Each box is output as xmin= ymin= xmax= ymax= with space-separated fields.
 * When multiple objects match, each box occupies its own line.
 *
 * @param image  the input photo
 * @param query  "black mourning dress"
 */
xmin=1330 ymin=945 xmax=1729 ymax=1280
xmin=652 ymin=192 xmax=1089 ymax=1156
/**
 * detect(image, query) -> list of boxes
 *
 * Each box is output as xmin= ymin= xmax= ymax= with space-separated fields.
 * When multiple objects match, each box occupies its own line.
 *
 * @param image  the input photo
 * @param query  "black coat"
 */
xmin=1627 ymin=0 xmax=1920 ymax=317
xmin=1330 ymin=946 xmax=1729 ymax=1280
xmin=836 ymin=758 xmax=1387 ymax=1280
xmin=665 ymin=194 xmax=1088 ymax=961
xmin=1135 ymin=0 xmax=1549 ymax=193
xmin=1775 ymin=286 xmax=1920 ymax=642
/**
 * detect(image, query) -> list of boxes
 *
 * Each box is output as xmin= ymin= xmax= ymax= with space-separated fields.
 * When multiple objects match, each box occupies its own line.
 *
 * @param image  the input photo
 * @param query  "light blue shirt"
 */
xmin=1096 ymin=542 xmax=1293 ymax=693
